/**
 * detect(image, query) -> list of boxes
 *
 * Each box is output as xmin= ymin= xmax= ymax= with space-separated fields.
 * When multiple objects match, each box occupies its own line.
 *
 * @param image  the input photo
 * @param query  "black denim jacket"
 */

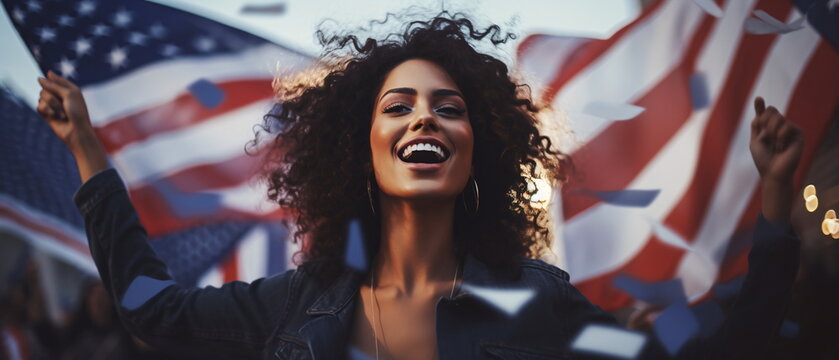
xmin=74 ymin=168 xmax=799 ymax=359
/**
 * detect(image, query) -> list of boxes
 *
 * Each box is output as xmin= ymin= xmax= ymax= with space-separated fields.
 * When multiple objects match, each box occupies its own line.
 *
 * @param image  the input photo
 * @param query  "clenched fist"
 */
xmin=749 ymin=97 xmax=804 ymax=224
xmin=36 ymin=71 xmax=108 ymax=183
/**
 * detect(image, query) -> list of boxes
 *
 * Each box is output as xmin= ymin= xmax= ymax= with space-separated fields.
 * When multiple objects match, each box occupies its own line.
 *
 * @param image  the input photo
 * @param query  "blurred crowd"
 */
xmin=0 ymin=244 xmax=168 ymax=360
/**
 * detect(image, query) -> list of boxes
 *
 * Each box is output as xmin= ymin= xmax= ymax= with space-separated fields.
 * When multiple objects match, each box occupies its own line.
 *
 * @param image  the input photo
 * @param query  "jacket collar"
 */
xmin=299 ymin=269 xmax=363 ymax=359
xmin=297 ymin=255 xmax=506 ymax=359
xmin=306 ymin=268 xmax=362 ymax=315
xmin=304 ymin=254 xmax=501 ymax=314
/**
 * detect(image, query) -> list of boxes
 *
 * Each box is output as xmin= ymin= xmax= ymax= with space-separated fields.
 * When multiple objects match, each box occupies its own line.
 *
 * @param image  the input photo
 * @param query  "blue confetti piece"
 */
xmin=690 ymin=300 xmax=724 ymax=338
xmin=689 ymin=73 xmax=709 ymax=110
xmin=266 ymin=103 xmax=288 ymax=133
xmin=153 ymin=179 xmax=221 ymax=219
xmin=613 ymin=275 xmax=686 ymax=307
xmin=187 ymin=78 xmax=226 ymax=109
xmin=653 ymin=299 xmax=699 ymax=356
xmin=344 ymin=219 xmax=367 ymax=271
xmin=712 ymin=276 xmax=745 ymax=300
xmin=348 ymin=347 xmax=374 ymax=360
xmin=121 ymin=276 xmax=176 ymax=310
xmin=779 ymin=321 xmax=800 ymax=338
xmin=587 ymin=189 xmax=660 ymax=207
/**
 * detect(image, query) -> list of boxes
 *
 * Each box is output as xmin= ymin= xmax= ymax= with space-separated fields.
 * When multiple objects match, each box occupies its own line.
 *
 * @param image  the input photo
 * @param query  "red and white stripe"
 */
xmin=519 ymin=0 xmax=839 ymax=309
xmin=0 ymin=195 xmax=95 ymax=274
xmin=80 ymin=43 xmax=309 ymax=237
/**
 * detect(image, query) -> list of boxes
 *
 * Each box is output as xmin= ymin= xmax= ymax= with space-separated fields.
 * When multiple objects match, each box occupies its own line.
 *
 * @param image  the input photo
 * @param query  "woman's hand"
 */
xmin=37 ymin=71 xmax=109 ymax=183
xmin=749 ymin=97 xmax=804 ymax=224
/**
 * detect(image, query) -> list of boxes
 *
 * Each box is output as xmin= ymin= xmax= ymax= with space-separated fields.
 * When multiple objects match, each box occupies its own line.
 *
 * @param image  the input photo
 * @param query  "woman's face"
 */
xmin=370 ymin=59 xmax=474 ymax=202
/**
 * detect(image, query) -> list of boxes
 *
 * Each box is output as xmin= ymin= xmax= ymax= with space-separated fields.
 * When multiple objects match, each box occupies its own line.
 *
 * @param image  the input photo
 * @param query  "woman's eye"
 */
xmin=383 ymin=104 xmax=412 ymax=114
xmin=435 ymin=106 xmax=465 ymax=116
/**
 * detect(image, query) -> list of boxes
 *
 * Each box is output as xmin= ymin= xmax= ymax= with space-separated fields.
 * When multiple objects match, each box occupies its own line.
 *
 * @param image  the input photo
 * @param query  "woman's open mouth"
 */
xmin=397 ymin=138 xmax=450 ymax=164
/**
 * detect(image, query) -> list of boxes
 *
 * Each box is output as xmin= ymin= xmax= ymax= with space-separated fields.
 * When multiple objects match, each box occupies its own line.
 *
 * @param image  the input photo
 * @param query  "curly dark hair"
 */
xmin=255 ymin=11 xmax=571 ymax=279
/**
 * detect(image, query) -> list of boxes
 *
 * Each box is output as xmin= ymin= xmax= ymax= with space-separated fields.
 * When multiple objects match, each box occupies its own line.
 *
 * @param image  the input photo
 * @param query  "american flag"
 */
xmin=2 ymin=0 xmax=310 ymax=286
xmin=0 ymin=86 xmax=91 ymax=273
xmin=518 ymin=0 xmax=839 ymax=310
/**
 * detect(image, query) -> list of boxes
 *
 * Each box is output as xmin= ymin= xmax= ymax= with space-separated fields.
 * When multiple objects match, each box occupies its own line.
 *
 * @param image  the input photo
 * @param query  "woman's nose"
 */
xmin=410 ymin=107 xmax=438 ymax=132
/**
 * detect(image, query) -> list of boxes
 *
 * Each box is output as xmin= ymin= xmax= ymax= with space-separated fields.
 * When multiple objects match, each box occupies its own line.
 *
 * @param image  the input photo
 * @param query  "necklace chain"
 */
xmin=369 ymin=262 xmax=459 ymax=360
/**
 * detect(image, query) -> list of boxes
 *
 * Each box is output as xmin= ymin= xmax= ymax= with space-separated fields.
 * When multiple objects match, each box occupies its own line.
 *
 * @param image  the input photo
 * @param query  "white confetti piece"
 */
xmin=571 ymin=324 xmax=647 ymax=359
xmin=582 ymin=101 xmax=645 ymax=121
xmin=691 ymin=0 xmax=723 ymax=18
xmin=240 ymin=2 xmax=286 ymax=15
xmin=744 ymin=10 xmax=805 ymax=35
xmin=461 ymin=283 xmax=535 ymax=316
xmin=645 ymin=217 xmax=692 ymax=251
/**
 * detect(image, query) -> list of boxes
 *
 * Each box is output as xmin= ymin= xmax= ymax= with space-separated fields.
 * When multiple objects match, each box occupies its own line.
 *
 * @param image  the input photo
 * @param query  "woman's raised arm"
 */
xmin=37 ymin=71 xmax=109 ymax=183
xmin=36 ymin=73 xmax=294 ymax=358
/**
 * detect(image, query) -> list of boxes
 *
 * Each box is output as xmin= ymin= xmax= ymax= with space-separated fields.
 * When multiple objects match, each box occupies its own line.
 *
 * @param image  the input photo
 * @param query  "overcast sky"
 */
xmin=0 ymin=0 xmax=638 ymax=107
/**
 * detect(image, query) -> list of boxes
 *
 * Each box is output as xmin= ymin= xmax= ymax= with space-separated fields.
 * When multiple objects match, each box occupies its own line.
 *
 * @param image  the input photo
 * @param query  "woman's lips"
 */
xmin=402 ymin=161 xmax=445 ymax=172
xmin=395 ymin=136 xmax=452 ymax=175
xmin=396 ymin=137 xmax=451 ymax=160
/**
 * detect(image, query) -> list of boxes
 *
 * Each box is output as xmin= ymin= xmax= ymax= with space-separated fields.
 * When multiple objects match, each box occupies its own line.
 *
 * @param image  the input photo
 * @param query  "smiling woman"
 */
xmin=260 ymin=14 xmax=569 ymax=282
xmin=37 ymin=9 xmax=805 ymax=360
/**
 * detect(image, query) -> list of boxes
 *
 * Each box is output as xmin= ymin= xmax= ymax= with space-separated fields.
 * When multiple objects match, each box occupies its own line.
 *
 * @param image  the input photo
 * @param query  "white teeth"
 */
xmin=400 ymin=142 xmax=447 ymax=160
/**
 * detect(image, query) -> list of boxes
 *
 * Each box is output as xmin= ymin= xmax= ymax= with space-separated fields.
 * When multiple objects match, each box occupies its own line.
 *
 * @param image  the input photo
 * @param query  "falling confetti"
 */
xmin=344 ymin=219 xmax=368 ymax=271
xmin=691 ymin=0 xmax=724 ymax=18
xmin=689 ymin=73 xmax=710 ymax=110
xmin=744 ymin=10 xmax=806 ymax=35
xmin=653 ymin=300 xmax=699 ymax=355
xmin=153 ymin=179 xmax=221 ymax=219
xmin=571 ymin=324 xmax=647 ymax=359
xmin=645 ymin=217 xmax=693 ymax=252
xmin=582 ymin=101 xmax=645 ymax=121
xmin=187 ymin=78 xmax=226 ymax=109
xmin=348 ymin=347 xmax=374 ymax=360
xmin=613 ymin=275 xmax=686 ymax=307
xmin=121 ymin=276 xmax=176 ymax=310
xmin=460 ymin=283 xmax=535 ymax=316
xmin=240 ymin=2 xmax=286 ymax=15
xmin=586 ymin=189 xmax=660 ymax=207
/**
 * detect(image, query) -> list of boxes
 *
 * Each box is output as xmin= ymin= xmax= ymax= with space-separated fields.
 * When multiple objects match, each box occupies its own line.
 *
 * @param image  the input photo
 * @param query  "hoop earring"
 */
xmin=367 ymin=176 xmax=377 ymax=215
xmin=462 ymin=176 xmax=480 ymax=214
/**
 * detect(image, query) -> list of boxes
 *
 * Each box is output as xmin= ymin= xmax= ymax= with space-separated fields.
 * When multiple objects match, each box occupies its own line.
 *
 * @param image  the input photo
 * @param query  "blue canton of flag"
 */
xmin=4 ymin=0 xmax=265 ymax=86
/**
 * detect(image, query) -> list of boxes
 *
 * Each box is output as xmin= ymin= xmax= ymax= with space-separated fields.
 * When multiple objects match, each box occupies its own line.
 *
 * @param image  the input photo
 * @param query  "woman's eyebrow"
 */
xmin=378 ymin=88 xmax=464 ymax=103
xmin=379 ymin=87 xmax=416 ymax=102
xmin=432 ymin=89 xmax=464 ymax=99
